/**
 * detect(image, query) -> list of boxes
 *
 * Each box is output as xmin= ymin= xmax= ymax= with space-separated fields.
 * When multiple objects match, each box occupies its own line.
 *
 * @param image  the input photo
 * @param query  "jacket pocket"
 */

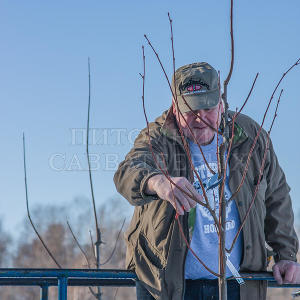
xmin=137 ymin=232 xmax=166 ymax=269
xmin=133 ymin=232 xmax=166 ymax=294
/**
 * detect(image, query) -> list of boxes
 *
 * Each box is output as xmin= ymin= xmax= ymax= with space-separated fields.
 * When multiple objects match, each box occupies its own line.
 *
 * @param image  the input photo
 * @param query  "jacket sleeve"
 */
xmin=264 ymin=139 xmax=299 ymax=262
xmin=113 ymin=126 xmax=166 ymax=206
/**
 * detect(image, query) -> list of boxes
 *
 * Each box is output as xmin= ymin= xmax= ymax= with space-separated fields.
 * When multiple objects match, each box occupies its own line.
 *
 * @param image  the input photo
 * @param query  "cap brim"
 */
xmin=176 ymin=89 xmax=220 ymax=113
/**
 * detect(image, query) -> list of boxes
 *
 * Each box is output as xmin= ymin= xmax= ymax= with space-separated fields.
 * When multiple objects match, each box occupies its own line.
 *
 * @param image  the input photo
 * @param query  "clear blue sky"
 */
xmin=1 ymin=0 xmax=299 ymax=237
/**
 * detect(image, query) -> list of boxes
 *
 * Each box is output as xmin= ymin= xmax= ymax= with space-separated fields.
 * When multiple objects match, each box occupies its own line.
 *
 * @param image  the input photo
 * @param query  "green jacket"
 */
xmin=114 ymin=108 xmax=298 ymax=300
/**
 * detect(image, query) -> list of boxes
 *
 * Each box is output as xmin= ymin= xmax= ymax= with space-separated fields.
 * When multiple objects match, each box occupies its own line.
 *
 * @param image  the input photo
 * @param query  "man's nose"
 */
xmin=195 ymin=111 xmax=206 ymax=123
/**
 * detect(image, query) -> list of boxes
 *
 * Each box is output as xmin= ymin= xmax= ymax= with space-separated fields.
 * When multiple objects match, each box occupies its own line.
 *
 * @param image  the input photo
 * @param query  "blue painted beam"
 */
xmin=58 ymin=277 xmax=68 ymax=300
xmin=0 ymin=269 xmax=137 ymax=280
xmin=40 ymin=285 xmax=48 ymax=300
xmin=0 ymin=277 xmax=135 ymax=287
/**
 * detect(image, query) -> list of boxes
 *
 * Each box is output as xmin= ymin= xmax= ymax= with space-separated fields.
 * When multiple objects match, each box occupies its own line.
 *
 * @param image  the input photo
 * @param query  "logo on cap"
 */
xmin=179 ymin=80 xmax=210 ymax=95
xmin=187 ymin=84 xmax=202 ymax=92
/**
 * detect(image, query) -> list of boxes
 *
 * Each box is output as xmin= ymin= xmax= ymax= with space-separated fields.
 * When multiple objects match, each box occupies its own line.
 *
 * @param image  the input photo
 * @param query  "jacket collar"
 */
xmin=160 ymin=107 xmax=186 ymax=146
xmin=228 ymin=111 xmax=248 ymax=149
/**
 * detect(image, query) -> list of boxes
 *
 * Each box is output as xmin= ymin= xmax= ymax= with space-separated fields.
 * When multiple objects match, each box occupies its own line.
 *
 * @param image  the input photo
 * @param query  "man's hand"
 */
xmin=272 ymin=260 xmax=300 ymax=285
xmin=146 ymin=174 xmax=203 ymax=215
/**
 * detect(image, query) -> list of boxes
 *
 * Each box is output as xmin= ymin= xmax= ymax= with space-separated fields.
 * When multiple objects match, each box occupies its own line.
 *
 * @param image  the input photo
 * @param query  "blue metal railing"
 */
xmin=0 ymin=269 xmax=136 ymax=300
xmin=0 ymin=269 xmax=299 ymax=300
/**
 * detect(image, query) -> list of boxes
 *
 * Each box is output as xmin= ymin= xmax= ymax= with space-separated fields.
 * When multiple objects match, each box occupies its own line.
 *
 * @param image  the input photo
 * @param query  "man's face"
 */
xmin=173 ymin=101 xmax=223 ymax=145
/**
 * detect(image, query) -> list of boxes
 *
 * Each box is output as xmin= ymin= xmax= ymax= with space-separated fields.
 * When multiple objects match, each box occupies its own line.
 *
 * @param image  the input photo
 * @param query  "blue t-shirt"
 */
xmin=184 ymin=134 xmax=243 ymax=279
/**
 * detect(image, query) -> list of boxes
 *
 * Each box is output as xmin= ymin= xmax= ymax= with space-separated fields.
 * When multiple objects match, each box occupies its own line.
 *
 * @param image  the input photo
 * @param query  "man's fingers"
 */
xmin=292 ymin=270 xmax=299 ymax=284
xmin=283 ymin=264 xmax=295 ymax=283
xmin=273 ymin=265 xmax=283 ymax=285
xmin=184 ymin=184 xmax=203 ymax=205
xmin=292 ymin=268 xmax=300 ymax=284
xmin=174 ymin=191 xmax=191 ymax=212
xmin=170 ymin=181 xmax=194 ymax=212
xmin=180 ymin=189 xmax=197 ymax=211
xmin=162 ymin=176 xmax=203 ymax=213
xmin=185 ymin=191 xmax=198 ymax=208
xmin=187 ymin=197 xmax=197 ymax=209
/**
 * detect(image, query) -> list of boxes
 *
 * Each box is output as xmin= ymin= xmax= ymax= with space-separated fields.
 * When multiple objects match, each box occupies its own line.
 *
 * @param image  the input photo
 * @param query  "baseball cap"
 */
xmin=172 ymin=62 xmax=220 ymax=113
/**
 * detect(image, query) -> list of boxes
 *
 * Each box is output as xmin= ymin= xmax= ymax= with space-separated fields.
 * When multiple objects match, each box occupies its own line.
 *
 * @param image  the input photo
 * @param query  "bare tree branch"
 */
xmin=86 ymin=57 xmax=102 ymax=247
xmin=218 ymin=1 xmax=235 ymax=297
xmin=22 ymin=133 xmax=62 ymax=269
xmin=89 ymin=229 xmax=97 ymax=265
xmin=67 ymin=220 xmax=92 ymax=269
xmin=236 ymin=73 xmax=259 ymax=117
xmin=66 ymin=221 xmax=99 ymax=297
xmin=86 ymin=58 xmax=102 ymax=300
xmin=100 ymin=218 xmax=126 ymax=266
xmin=113 ymin=287 xmax=119 ymax=300
xmin=223 ymin=0 xmax=235 ymax=88
xmin=89 ymin=286 xmax=98 ymax=298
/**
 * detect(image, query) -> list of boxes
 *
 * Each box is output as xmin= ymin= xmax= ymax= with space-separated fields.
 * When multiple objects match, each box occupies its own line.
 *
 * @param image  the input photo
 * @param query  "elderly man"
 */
xmin=114 ymin=62 xmax=299 ymax=300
